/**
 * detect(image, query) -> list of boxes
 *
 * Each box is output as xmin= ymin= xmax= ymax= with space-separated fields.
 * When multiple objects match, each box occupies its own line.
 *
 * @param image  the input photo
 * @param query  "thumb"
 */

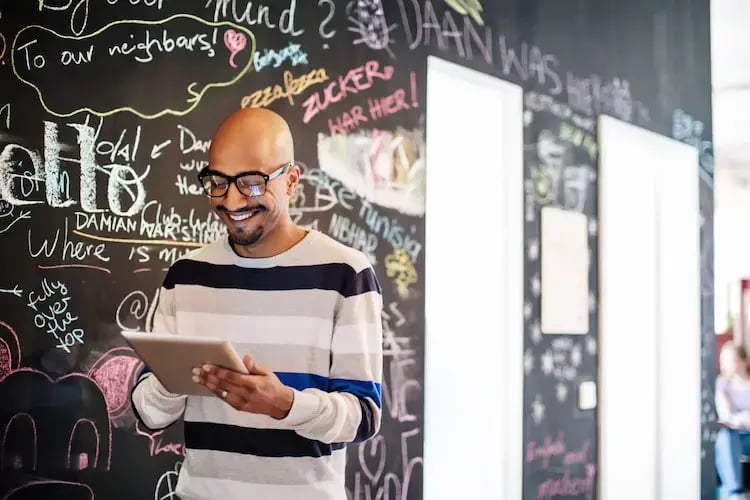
xmin=243 ymin=355 xmax=266 ymax=375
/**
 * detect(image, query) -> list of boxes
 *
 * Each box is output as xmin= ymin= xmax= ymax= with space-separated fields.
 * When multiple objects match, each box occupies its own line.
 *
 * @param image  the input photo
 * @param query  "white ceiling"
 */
xmin=712 ymin=0 xmax=750 ymax=171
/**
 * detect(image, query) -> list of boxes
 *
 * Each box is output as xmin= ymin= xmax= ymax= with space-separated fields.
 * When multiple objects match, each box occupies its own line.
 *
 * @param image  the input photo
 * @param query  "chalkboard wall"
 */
xmin=0 ymin=1 xmax=713 ymax=499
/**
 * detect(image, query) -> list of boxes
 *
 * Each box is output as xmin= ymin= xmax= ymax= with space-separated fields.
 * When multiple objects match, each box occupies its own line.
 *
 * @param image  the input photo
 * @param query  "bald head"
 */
xmin=209 ymin=108 xmax=294 ymax=169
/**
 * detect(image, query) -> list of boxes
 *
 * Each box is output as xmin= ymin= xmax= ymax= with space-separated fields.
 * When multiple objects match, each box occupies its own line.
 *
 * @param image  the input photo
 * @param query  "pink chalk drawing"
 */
xmin=66 ymin=418 xmax=100 ymax=470
xmin=3 ymin=480 xmax=94 ymax=500
xmin=0 ymin=368 xmax=112 ymax=470
xmin=0 ymin=321 xmax=21 ymax=379
xmin=223 ymin=29 xmax=247 ymax=68
xmin=1 ymin=413 xmax=37 ymax=471
xmin=87 ymin=347 xmax=142 ymax=419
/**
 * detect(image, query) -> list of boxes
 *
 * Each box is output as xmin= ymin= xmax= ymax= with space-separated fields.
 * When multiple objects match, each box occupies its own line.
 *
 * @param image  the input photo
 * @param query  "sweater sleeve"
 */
xmin=130 ymin=284 xmax=187 ymax=430
xmin=281 ymin=265 xmax=383 ymax=444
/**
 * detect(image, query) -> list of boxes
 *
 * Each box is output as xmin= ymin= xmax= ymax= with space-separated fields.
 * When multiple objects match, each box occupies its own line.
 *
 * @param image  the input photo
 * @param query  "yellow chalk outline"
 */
xmin=12 ymin=14 xmax=256 ymax=119
xmin=72 ymin=229 xmax=207 ymax=247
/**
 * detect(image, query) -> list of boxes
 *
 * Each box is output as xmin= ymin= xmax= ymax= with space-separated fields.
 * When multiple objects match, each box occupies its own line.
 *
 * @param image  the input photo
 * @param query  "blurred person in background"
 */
xmin=716 ymin=342 xmax=750 ymax=499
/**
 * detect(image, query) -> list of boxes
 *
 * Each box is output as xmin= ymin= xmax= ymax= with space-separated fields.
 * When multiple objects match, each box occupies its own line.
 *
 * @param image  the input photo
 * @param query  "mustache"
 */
xmin=216 ymin=204 xmax=267 ymax=213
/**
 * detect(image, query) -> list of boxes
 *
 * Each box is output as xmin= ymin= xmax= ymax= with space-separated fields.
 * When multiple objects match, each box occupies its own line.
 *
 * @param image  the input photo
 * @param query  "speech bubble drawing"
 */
xmin=223 ymin=29 xmax=247 ymax=68
xmin=12 ymin=14 xmax=256 ymax=120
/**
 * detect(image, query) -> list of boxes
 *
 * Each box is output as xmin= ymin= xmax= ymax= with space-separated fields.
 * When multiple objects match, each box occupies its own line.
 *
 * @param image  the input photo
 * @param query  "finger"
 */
xmin=201 ymin=364 xmax=248 ymax=385
xmin=202 ymin=371 xmax=253 ymax=394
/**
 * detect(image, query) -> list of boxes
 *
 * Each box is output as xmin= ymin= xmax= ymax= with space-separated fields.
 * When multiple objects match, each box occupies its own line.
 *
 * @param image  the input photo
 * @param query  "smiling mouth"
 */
xmin=227 ymin=207 xmax=265 ymax=222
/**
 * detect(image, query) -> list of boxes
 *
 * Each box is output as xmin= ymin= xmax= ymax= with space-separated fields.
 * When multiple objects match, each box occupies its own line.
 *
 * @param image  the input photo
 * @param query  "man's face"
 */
xmin=205 ymin=161 xmax=298 ymax=247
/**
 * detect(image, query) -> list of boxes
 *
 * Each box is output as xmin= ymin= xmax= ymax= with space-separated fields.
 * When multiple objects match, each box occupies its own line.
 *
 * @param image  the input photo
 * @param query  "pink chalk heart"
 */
xmin=223 ymin=29 xmax=247 ymax=68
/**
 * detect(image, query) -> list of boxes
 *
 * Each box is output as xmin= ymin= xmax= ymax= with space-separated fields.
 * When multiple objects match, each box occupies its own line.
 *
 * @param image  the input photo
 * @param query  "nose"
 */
xmin=222 ymin=182 xmax=248 ymax=210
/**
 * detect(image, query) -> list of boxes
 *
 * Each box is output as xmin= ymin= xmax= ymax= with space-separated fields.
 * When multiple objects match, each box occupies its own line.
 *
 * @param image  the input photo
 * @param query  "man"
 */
xmin=131 ymin=108 xmax=383 ymax=500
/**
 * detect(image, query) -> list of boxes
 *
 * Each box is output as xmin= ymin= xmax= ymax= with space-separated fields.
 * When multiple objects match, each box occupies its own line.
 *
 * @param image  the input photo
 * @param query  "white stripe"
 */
xmin=332 ymin=323 xmax=383 ymax=354
xmin=184 ymin=398 xmax=295 ymax=430
xmin=176 ymin=466 xmax=347 ymax=500
xmin=174 ymin=311 xmax=333 ymax=349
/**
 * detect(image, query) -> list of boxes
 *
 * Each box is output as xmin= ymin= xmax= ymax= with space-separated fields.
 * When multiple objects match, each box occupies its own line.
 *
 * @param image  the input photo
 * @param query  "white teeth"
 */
xmin=229 ymin=212 xmax=252 ymax=221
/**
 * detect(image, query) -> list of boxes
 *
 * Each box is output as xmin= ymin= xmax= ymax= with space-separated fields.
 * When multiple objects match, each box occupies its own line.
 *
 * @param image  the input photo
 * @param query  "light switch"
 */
xmin=578 ymin=381 xmax=597 ymax=410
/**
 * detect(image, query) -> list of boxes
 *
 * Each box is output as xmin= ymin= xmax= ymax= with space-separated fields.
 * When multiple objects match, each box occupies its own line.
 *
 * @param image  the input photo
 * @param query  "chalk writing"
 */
xmin=360 ymin=200 xmax=423 ymax=261
xmin=116 ymin=288 xmax=159 ymax=332
xmin=302 ymin=61 xmax=394 ymax=123
xmin=26 ymin=278 xmax=85 ymax=353
xmin=329 ymin=75 xmax=419 ymax=135
xmin=318 ymin=0 xmax=336 ymax=46
xmin=527 ymin=435 xmax=595 ymax=500
xmin=38 ymin=0 xmax=165 ymax=36
xmin=329 ymin=212 xmax=378 ymax=264
xmin=240 ymin=67 xmax=329 ymax=108
xmin=207 ymin=0 xmax=303 ymax=36
xmin=28 ymin=217 xmax=111 ymax=263
xmin=397 ymin=0 xmax=492 ymax=64
xmin=566 ymin=72 xmax=650 ymax=124
xmin=13 ymin=15 xmax=256 ymax=119
xmin=0 ymin=120 xmax=148 ymax=216
xmin=253 ymin=41 xmax=308 ymax=71
xmin=135 ymin=422 xmax=186 ymax=457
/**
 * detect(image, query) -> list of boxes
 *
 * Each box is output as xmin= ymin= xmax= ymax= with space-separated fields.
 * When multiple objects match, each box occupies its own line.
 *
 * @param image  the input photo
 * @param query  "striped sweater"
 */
xmin=130 ymin=230 xmax=383 ymax=500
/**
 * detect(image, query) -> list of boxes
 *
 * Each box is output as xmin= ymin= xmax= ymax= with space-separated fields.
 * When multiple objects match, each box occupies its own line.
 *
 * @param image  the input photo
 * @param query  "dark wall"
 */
xmin=0 ymin=1 xmax=713 ymax=499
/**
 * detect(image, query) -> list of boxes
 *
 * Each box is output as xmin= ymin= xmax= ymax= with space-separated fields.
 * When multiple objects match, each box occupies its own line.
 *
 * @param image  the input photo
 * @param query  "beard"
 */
xmin=228 ymin=225 xmax=264 ymax=246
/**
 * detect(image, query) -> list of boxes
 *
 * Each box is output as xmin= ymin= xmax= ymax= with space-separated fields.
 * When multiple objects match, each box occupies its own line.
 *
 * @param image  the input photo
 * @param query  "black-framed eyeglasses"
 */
xmin=197 ymin=162 xmax=292 ymax=198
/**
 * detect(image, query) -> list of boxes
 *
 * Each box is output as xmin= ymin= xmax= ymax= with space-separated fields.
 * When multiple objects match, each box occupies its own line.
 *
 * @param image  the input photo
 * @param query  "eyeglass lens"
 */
xmin=201 ymin=174 xmax=266 ymax=197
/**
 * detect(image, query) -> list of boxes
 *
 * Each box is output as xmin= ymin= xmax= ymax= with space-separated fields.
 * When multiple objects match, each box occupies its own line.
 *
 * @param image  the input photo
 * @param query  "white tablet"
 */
xmin=121 ymin=331 xmax=248 ymax=397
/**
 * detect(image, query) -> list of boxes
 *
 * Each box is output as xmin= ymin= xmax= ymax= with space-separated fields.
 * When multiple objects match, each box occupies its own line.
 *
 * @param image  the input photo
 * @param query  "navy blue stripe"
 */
xmin=330 ymin=378 xmax=382 ymax=408
xmin=345 ymin=268 xmax=382 ymax=296
xmin=162 ymin=259 xmax=380 ymax=297
xmin=277 ymin=372 xmax=328 ymax=391
xmin=138 ymin=365 xmax=151 ymax=378
xmin=184 ymin=421 xmax=345 ymax=457
xmin=353 ymin=399 xmax=378 ymax=443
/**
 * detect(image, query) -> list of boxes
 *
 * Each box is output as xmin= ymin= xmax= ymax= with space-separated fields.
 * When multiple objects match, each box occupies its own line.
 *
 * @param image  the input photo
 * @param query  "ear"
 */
xmin=286 ymin=163 xmax=301 ymax=196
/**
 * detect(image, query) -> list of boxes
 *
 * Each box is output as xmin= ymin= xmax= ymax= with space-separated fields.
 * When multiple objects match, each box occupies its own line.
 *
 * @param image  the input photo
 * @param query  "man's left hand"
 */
xmin=193 ymin=355 xmax=294 ymax=419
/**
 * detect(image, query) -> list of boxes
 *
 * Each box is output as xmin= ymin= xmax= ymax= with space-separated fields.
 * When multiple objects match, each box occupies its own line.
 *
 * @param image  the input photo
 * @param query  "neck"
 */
xmin=231 ymin=217 xmax=306 ymax=258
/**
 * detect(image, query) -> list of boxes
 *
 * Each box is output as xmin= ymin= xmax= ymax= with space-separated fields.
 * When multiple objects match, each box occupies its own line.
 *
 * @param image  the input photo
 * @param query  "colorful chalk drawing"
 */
xmin=12 ymin=14 xmax=257 ymax=119
xmin=223 ymin=29 xmax=247 ymax=68
xmin=87 ymin=347 xmax=143 ymax=419
xmin=443 ymin=0 xmax=485 ymax=26
xmin=317 ymin=126 xmax=426 ymax=216
xmin=0 ymin=321 xmax=21 ymax=379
